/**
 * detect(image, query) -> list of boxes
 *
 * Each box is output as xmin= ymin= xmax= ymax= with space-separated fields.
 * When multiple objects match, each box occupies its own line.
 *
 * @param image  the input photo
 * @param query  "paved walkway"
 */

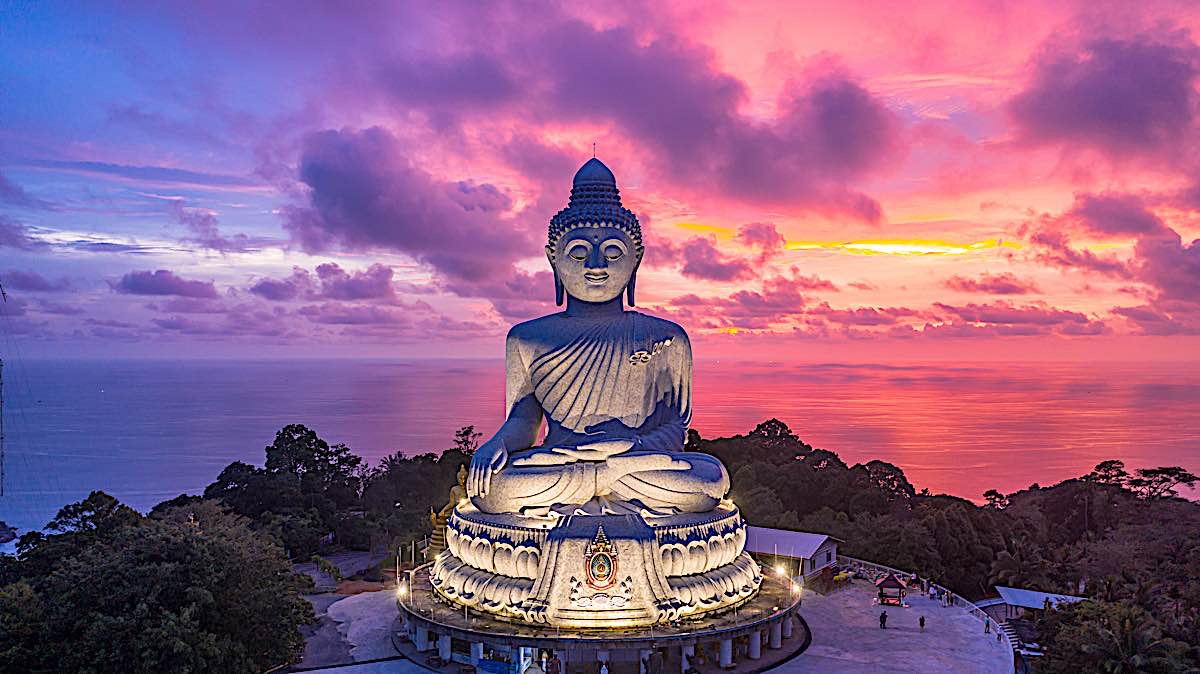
xmin=776 ymin=584 xmax=1011 ymax=673
xmin=296 ymin=588 xmax=411 ymax=671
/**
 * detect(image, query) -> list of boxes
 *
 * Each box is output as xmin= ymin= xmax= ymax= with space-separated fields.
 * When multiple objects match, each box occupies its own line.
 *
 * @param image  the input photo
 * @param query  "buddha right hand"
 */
xmin=468 ymin=439 xmax=508 ymax=498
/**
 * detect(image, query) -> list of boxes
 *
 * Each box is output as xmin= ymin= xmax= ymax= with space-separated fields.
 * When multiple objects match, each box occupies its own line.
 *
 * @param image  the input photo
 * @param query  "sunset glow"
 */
xmin=0 ymin=1 xmax=1197 ymax=360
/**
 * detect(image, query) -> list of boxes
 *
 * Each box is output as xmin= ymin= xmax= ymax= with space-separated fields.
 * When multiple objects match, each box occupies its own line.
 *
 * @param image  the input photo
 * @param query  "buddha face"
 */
xmin=547 ymin=227 xmax=640 ymax=304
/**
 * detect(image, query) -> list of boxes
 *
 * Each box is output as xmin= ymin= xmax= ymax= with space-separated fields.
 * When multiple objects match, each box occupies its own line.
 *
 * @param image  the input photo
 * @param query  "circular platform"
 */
xmin=399 ymin=567 xmax=805 ymax=673
xmin=432 ymin=501 xmax=761 ymax=628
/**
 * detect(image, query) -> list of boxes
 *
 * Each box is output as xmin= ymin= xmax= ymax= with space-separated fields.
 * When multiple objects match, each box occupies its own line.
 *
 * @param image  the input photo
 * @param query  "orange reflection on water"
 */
xmin=692 ymin=361 xmax=1200 ymax=501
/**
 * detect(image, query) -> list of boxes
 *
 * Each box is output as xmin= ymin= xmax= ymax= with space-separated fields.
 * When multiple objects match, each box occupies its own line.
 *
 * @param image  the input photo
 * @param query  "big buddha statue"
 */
xmin=466 ymin=158 xmax=728 ymax=517
xmin=431 ymin=159 xmax=760 ymax=628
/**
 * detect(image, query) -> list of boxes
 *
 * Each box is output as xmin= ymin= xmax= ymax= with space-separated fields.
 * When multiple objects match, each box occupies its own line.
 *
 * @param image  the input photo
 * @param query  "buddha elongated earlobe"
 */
xmin=626 ymin=271 xmax=637 ymax=306
xmin=554 ymin=272 xmax=565 ymax=306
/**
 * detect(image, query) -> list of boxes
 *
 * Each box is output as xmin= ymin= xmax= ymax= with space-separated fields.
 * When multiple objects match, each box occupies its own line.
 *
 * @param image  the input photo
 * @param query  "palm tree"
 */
xmin=988 ymin=540 xmax=1051 ymax=590
xmin=1080 ymin=608 xmax=1183 ymax=673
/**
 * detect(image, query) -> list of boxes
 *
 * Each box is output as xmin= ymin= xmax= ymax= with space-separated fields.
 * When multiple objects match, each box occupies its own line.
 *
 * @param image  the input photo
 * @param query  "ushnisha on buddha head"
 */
xmin=546 ymin=158 xmax=644 ymax=307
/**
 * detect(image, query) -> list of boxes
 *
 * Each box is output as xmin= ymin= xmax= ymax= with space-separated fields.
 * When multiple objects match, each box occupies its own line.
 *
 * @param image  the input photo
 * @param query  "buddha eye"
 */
xmin=604 ymin=245 xmax=624 ymax=261
xmin=568 ymin=244 xmax=588 ymax=261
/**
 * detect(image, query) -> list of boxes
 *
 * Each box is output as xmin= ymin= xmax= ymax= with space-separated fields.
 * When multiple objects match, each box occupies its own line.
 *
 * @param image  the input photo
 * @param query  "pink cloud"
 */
xmin=932 ymin=300 xmax=1090 ymax=326
xmin=943 ymin=272 xmax=1040 ymax=295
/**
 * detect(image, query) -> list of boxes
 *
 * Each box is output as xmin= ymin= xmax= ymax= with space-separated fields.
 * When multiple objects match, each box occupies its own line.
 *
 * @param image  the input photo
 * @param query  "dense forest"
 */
xmin=1 ymin=419 xmax=1197 ymax=671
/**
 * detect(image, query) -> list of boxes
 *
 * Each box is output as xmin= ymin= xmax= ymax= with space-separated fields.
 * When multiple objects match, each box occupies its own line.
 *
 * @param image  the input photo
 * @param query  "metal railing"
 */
xmin=837 ymin=555 xmax=1016 ymax=674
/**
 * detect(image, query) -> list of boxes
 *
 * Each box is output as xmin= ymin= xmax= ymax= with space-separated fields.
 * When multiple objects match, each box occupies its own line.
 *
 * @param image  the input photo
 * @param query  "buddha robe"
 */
xmin=471 ymin=310 xmax=729 ymax=515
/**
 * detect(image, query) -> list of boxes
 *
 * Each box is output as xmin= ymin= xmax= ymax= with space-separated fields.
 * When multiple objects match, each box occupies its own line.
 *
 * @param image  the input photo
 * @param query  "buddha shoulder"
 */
xmin=507 ymin=311 xmax=687 ymax=343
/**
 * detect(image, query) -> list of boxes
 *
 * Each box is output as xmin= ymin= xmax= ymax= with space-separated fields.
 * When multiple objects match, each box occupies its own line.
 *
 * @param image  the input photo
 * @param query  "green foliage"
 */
xmin=310 ymin=554 xmax=343 ymax=582
xmin=711 ymin=419 xmax=1199 ymax=667
xmin=1035 ymin=601 xmax=1191 ymax=673
xmin=0 ymin=496 xmax=313 ymax=673
xmin=196 ymin=423 xmax=476 ymax=558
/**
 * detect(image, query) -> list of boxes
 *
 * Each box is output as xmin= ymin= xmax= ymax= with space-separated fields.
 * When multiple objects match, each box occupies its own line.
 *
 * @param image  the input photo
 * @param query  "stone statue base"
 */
xmin=431 ymin=500 xmax=761 ymax=629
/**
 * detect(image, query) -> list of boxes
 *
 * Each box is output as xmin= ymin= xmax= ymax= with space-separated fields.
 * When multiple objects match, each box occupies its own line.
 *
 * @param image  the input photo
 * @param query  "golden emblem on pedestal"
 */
xmin=584 ymin=526 xmax=618 ymax=590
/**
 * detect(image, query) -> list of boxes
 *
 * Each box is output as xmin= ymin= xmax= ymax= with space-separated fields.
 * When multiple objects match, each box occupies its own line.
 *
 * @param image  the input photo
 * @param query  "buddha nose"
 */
xmin=586 ymin=246 xmax=608 ymax=269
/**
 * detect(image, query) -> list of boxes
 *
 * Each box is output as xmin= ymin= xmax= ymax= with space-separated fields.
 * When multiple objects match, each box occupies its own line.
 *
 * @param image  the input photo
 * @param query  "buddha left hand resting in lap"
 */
xmin=467 ymin=159 xmax=729 ymax=517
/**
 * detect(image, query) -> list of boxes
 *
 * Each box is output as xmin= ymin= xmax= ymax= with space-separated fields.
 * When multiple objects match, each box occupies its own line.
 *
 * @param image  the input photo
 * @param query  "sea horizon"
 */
xmin=2 ymin=357 xmax=1198 ymax=548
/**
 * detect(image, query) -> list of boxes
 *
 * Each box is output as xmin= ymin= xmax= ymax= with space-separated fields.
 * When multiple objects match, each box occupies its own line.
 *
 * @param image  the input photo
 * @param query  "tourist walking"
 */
xmin=984 ymin=617 xmax=991 ymax=633
xmin=919 ymin=615 xmax=925 ymax=632
xmin=879 ymin=610 xmax=888 ymax=629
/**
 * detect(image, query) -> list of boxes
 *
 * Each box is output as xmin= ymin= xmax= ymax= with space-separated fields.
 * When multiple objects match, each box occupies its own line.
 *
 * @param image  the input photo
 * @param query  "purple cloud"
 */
xmin=0 ymin=215 xmax=41 ymax=249
xmin=249 ymin=268 xmax=311 ymax=301
xmin=1066 ymin=192 xmax=1167 ymax=237
xmin=0 ymin=172 xmax=51 ymax=209
xmin=168 ymin=199 xmax=251 ymax=252
xmin=943 ymin=272 xmax=1040 ymax=295
xmin=298 ymin=303 xmax=410 ymax=325
xmin=1008 ymin=34 xmax=1200 ymax=160
xmin=314 ymin=263 xmax=395 ymax=300
xmin=283 ymin=127 xmax=534 ymax=285
xmin=932 ymin=301 xmax=1089 ymax=326
xmin=679 ymin=236 xmax=754 ymax=282
xmin=1 ymin=270 xmax=71 ymax=292
xmin=1134 ymin=229 xmax=1200 ymax=303
xmin=529 ymin=22 xmax=902 ymax=219
xmin=809 ymin=302 xmax=922 ymax=326
xmin=113 ymin=270 xmax=218 ymax=298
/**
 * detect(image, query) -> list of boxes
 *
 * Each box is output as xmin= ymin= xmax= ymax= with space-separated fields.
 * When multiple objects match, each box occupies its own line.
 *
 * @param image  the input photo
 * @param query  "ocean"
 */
xmin=2 ymin=358 xmax=1198 ymax=548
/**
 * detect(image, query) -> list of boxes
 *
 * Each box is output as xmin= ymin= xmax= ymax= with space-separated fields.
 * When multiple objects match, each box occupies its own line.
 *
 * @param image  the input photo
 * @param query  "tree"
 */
xmin=1087 ymin=459 xmax=1130 ymax=486
xmin=748 ymin=418 xmax=799 ymax=446
xmin=44 ymin=490 xmax=139 ymax=534
xmin=0 ymin=496 xmax=314 ymax=673
xmin=983 ymin=489 xmax=1009 ymax=509
xmin=1036 ymin=601 xmax=1191 ymax=673
xmin=452 ymin=425 xmax=482 ymax=455
xmin=856 ymin=460 xmax=916 ymax=503
xmin=1126 ymin=466 xmax=1198 ymax=500
xmin=265 ymin=424 xmax=363 ymax=490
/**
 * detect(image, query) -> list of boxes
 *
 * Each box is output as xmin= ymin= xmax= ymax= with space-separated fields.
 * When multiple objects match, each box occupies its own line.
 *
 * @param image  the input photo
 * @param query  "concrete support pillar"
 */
xmin=639 ymin=649 xmax=651 ymax=674
xmin=438 ymin=634 xmax=451 ymax=661
xmin=782 ymin=615 xmax=794 ymax=639
xmin=472 ymin=642 xmax=485 ymax=665
xmin=769 ymin=621 xmax=783 ymax=649
xmin=681 ymin=645 xmax=694 ymax=674
xmin=747 ymin=631 xmax=762 ymax=660
xmin=718 ymin=639 xmax=733 ymax=668
xmin=414 ymin=626 xmax=430 ymax=651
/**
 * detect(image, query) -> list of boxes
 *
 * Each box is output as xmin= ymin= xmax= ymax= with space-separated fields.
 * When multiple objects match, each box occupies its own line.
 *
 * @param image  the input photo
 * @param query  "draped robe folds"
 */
xmin=471 ymin=311 xmax=729 ymax=515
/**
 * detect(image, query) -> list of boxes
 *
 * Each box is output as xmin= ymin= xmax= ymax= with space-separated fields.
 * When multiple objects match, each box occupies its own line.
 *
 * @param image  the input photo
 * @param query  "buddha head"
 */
xmin=547 ymin=158 xmax=644 ymax=306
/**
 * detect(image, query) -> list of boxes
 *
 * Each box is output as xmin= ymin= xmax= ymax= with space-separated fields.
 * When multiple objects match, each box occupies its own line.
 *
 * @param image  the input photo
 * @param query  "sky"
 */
xmin=1 ymin=0 xmax=1199 ymax=361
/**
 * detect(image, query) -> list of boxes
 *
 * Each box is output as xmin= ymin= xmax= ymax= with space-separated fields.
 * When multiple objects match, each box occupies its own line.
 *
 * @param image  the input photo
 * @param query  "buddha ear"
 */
xmin=547 ymin=245 xmax=564 ymax=306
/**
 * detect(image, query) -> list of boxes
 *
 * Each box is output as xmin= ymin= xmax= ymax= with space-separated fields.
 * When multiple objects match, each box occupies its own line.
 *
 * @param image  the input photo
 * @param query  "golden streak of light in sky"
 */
xmin=785 ymin=239 xmax=1023 ymax=256
xmin=672 ymin=223 xmax=1023 ymax=257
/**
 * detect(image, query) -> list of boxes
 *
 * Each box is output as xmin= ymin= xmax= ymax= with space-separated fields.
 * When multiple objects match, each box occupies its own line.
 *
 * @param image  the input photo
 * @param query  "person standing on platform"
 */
xmin=879 ymin=610 xmax=888 ymax=629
